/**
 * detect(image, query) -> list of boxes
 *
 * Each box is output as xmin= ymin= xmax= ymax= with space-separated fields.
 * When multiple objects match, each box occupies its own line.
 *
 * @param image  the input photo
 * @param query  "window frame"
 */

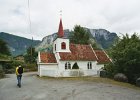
xmin=87 ymin=62 xmax=92 ymax=69
xmin=61 ymin=42 xmax=66 ymax=49
xmin=55 ymin=44 xmax=56 ymax=51
xmin=65 ymin=62 xmax=71 ymax=70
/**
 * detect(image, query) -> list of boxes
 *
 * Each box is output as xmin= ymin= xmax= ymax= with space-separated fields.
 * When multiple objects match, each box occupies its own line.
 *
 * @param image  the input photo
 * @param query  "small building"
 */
xmin=14 ymin=55 xmax=24 ymax=62
xmin=37 ymin=19 xmax=111 ymax=77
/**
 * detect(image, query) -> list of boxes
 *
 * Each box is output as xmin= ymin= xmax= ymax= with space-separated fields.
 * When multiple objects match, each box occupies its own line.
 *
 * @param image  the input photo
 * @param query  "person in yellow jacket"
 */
xmin=16 ymin=65 xmax=23 ymax=88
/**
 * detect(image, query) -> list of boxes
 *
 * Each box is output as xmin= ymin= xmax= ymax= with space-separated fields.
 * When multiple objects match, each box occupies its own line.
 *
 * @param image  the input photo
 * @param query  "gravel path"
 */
xmin=0 ymin=72 xmax=140 ymax=100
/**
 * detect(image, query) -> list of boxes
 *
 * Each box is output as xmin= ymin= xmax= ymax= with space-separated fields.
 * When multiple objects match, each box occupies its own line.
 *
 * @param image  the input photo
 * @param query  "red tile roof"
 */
xmin=39 ymin=44 xmax=111 ymax=64
xmin=59 ymin=44 xmax=97 ymax=61
xmin=40 ymin=52 xmax=57 ymax=63
xmin=94 ymin=50 xmax=111 ymax=64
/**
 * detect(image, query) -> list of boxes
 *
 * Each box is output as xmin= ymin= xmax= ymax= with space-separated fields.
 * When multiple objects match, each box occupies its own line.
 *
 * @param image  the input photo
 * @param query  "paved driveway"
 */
xmin=0 ymin=72 xmax=140 ymax=100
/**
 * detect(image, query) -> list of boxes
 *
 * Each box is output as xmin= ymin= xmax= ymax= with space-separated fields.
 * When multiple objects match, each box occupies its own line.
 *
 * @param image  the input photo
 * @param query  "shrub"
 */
xmin=2 ymin=61 xmax=24 ymax=74
xmin=4 ymin=69 xmax=15 ymax=74
xmin=104 ymin=63 xmax=115 ymax=78
xmin=99 ymin=70 xmax=107 ymax=78
xmin=114 ymin=73 xmax=128 ymax=82
xmin=136 ymin=78 xmax=140 ymax=87
xmin=0 ymin=65 xmax=5 ymax=78
xmin=23 ymin=63 xmax=37 ymax=72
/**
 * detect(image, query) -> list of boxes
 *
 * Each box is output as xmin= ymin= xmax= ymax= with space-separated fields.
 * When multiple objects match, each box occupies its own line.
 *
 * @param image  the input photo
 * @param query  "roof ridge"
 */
xmin=89 ymin=44 xmax=98 ymax=60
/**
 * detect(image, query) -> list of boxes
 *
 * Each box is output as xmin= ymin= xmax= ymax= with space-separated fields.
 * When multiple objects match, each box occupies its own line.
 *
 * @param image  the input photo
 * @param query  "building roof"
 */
xmin=58 ymin=19 xmax=64 ymax=38
xmin=59 ymin=44 xmax=97 ymax=61
xmin=40 ymin=52 xmax=57 ymax=63
xmin=94 ymin=50 xmax=111 ymax=64
xmin=39 ymin=44 xmax=111 ymax=64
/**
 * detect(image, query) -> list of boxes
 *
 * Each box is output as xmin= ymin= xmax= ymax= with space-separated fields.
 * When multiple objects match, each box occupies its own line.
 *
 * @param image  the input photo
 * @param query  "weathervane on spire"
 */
xmin=60 ymin=10 xmax=62 ymax=18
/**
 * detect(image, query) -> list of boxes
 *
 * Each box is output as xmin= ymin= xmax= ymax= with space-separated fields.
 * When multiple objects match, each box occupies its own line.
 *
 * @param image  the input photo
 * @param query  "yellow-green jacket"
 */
xmin=16 ymin=67 xmax=24 ymax=75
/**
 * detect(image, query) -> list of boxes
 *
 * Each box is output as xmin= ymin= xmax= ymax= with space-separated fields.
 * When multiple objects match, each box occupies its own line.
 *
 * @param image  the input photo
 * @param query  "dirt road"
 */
xmin=0 ymin=72 xmax=140 ymax=100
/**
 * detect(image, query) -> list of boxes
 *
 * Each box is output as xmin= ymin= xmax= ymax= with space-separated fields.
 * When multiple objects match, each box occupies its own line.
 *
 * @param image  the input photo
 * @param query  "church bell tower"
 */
xmin=53 ymin=18 xmax=70 ymax=53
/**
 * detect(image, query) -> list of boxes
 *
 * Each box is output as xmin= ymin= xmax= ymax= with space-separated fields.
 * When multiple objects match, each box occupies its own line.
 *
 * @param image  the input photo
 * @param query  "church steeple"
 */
xmin=53 ymin=17 xmax=70 ymax=53
xmin=58 ymin=18 xmax=64 ymax=38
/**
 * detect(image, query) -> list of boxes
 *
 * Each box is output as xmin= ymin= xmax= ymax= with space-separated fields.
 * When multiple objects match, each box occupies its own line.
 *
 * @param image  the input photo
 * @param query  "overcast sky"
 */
xmin=0 ymin=0 xmax=140 ymax=40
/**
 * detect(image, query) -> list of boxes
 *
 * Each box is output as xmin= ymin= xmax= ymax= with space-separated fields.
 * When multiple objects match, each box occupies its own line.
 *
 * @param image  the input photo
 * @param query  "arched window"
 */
xmin=90 ymin=62 xmax=92 ymax=69
xmin=68 ymin=62 xmax=71 ymax=69
xmin=87 ymin=62 xmax=92 ymax=69
xmin=65 ymin=63 xmax=67 ymax=69
xmin=65 ymin=62 xmax=71 ymax=70
xmin=61 ymin=42 xmax=66 ymax=49
xmin=87 ymin=63 xmax=90 ymax=69
xmin=72 ymin=62 xmax=79 ymax=69
xmin=55 ymin=44 xmax=56 ymax=51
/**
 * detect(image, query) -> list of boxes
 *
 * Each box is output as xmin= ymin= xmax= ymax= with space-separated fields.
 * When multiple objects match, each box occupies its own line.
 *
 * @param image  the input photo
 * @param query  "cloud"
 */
xmin=0 ymin=0 xmax=140 ymax=40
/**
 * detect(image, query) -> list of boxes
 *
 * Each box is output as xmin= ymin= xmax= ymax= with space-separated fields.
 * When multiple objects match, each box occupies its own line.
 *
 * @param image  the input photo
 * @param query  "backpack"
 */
xmin=18 ymin=67 xmax=23 ymax=74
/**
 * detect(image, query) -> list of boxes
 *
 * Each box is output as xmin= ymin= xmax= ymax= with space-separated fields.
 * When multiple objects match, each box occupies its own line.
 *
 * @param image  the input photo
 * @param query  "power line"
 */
xmin=27 ymin=0 xmax=32 ymax=34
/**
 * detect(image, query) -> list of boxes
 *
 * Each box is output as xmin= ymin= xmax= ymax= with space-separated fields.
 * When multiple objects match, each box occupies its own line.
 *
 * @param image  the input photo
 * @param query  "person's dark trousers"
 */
xmin=17 ymin=74 xmax=22 ymax=88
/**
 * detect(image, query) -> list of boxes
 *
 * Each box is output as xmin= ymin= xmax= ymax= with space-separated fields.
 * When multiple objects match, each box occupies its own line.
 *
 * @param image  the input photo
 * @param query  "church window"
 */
xmin=55 ymin=44 xmax=56 ymax=51
xmin=68 ymin=62 xmax=71 ymax=69
xmin=87 ymin=62 xmax=92 ymax=69
xmin=65 ymin=63 xmax=67 ymax=69
xmin=65 ymin=62 xmax=71 ymax=70
xmin=61 ymin=42 xmax=66 ymax=49
xmin=87 ymin=63 xmax=90 ymax=69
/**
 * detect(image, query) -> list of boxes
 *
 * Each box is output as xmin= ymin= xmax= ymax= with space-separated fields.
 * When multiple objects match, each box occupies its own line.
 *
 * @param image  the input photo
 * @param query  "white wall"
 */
xmin=39 ymin=64 xmax=58 ymax=77
xmin=96 ymin=64 xmax=104 ymax=69
xmin=57 ymin=61 xmax=103 ymax=77
xmin=38 ymin=61 xmax=105 ymax=77
xmin=59 ymin=61 xmax=97 ymax=70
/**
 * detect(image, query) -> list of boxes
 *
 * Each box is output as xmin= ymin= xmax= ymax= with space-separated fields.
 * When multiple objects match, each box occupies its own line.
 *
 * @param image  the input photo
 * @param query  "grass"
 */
xmin=39 ymin=76 xmax=140 ymax=90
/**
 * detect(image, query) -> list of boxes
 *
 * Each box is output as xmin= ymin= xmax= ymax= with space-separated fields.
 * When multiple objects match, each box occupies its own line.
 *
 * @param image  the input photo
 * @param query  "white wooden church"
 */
xmin=37 ymin=19 xmax=111 ymax=77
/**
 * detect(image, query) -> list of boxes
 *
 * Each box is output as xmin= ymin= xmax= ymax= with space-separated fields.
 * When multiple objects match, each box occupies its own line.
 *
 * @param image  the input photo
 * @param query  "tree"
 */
xmin=0 ymin=39 xmax=11 ymax=55
xmin=105 ymin=33 xmax=140 ymax=83
xmin=69 ymin=25 xmax=90 ymax=44
xmin=24 ymin=46 xmax=37 ymax=63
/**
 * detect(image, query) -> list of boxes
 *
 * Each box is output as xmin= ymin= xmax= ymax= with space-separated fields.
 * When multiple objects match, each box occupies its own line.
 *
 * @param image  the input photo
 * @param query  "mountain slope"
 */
xmin=36 ymin=28 xmax=118 ymax=51
xmin=88 ymin=29 xmax=118 ymax=48
xmin=0 ymin=32 xmax=41 ymax=56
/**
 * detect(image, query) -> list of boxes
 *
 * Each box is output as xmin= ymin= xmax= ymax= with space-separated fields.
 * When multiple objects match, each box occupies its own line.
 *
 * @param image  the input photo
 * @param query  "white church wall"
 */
xmin=57 ymin=61 xmax=100 ymax=77
xmin=38 ymin=61 xmax=105 ymax=77
xmin=39 ymin=64 xmax=58 ymax=77
xmin=96 ymin=64 xmax=104 ymax=69
xmin=96 ymin=64 xmax=104 ymax=75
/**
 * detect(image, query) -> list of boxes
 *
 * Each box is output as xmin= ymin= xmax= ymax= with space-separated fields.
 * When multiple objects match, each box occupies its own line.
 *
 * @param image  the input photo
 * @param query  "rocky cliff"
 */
xmin=36 ymin=28 xmax=118 ymax=51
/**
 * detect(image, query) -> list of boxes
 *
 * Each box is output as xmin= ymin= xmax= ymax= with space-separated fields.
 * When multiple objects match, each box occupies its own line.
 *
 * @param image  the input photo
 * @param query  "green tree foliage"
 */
xmin=89 ymin=38 xmax=101 ymax=50
xmin=24 ymin=46 xmax=37 ymax=63
xmin=69 ymin=25 xmax=100 ymax=49
xmin=0 ymin=39 xmax=11 ymax=55
xmin=105 ymin=33 xmax=140 ymax=83
xmin=69 ymin=25 xmax=90 ymax=44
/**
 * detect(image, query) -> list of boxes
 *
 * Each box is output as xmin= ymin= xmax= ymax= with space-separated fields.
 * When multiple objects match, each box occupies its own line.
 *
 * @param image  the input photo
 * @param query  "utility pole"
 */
xmin=27 ymin=0 xmax=33 ymax=56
